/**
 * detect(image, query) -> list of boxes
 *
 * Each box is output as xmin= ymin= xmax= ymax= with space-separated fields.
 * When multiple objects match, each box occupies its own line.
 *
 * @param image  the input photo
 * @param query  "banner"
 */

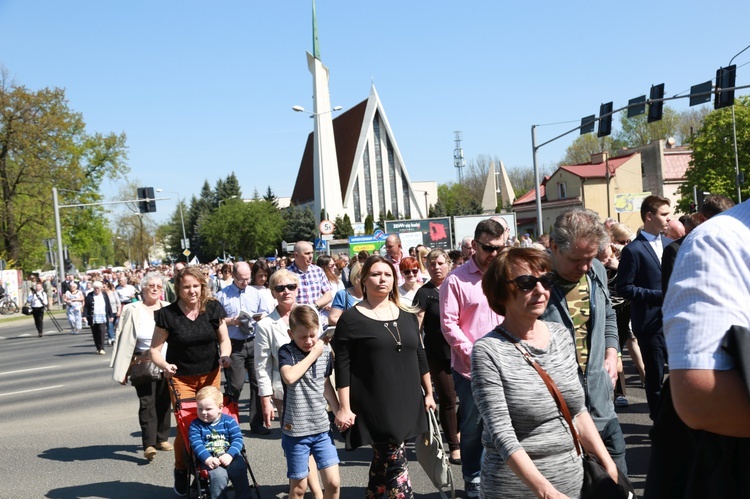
xmin=385 ymin=218 xmax=452 ymax=250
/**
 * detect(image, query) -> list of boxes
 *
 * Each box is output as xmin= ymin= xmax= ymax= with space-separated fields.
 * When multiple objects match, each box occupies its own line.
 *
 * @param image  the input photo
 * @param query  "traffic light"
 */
xmin=598 ymin=102 xmax=613 ymax=138
xmin=137 ymin=187 xmax=156 ymax=214
xmin=647 ymin=84 xmax=665 ymax=123
xmin=715 ymin=65 xmax=736 ymax=110
xmin=580 ymin=115 xmax=596 ymax=135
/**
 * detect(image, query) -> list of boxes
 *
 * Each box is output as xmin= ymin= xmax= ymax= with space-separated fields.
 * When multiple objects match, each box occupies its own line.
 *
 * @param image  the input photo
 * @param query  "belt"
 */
xmin=230 ymin=336 xmax=255 ymax=343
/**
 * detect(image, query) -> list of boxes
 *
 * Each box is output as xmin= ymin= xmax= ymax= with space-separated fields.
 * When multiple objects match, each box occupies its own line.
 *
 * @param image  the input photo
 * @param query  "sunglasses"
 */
xmin=273 ymin=283 xmax=298 ymax=293
xmin=478 ymin=242 xmax=504 ymax=254
xmin=507 ymin=273 xmax=556 ymax=292
xmin=402 ymin=269 xmax=419 ymax=276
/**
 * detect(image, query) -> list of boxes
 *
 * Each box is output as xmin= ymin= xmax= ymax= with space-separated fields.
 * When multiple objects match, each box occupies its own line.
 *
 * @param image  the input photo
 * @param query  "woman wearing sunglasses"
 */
xmin=398 ymin=256 xmax=423 ymax=303
xmin=471 ymin=248 xmax=618 ymax=498
xmin=254 ymin=269 xmax=324 ymax=499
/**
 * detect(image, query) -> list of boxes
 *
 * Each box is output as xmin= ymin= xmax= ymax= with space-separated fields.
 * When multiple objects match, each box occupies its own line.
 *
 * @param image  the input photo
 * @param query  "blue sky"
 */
xmin=1 ymin=1 xmax=749 ymax=224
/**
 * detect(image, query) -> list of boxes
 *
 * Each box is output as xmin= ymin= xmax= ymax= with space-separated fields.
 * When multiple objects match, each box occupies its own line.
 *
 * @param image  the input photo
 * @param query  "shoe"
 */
xmin=97 ymin=350 xmax=106 ymax=355
xmin=70 ymin=330 xmax=78 ymax=335
xmin=38 ymin=333 xmax=43 ymax=337
xmin=464 ymin=481 xmax=480 ymax=499
xmin=614 ymin=395 xmax=629 ymax=407
xmin=251 ymin=426 xmax=270 ymax=435
xmin=174 ymin=469 xmax=188 ymax=497
xmin=449 ymin=451 xmax=462 ymax=465
xmin=155 ymin=441 xmax=174 ymax=451
xmin=144 ymin=446 xmax=157 ymax=461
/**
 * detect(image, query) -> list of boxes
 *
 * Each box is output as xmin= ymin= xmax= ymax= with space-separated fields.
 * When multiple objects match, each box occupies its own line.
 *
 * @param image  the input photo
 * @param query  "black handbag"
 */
xmin=497 ymin=328 xmax=636 ymax=499
xmin=128 ymin=352 xmax=162 ymax=386
xmin=22 ymin=305 xmax=32 ymax=315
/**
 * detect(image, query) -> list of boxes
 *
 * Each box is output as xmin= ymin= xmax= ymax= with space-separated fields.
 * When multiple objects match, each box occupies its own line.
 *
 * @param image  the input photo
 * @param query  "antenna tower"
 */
xmin=453 ymin=131 xmax=465 ymax=183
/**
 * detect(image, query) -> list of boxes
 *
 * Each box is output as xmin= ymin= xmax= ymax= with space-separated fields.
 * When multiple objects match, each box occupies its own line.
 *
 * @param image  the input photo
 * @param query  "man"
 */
xmin=440 ymin=219 xmax=505 ymax=498
xmin=216 ymin=261 xmax=272 ymax=435
xmin=337 ymin=252 xmax=351 ymax=288
xmin=115 ymin=275 xmax=137 ymax=304
xmin=616 ymin=194 xmax=672 ymax=419
xmin=650 ymin=200 xmax=750 ymax=497
xmin=287 ymin=241 xmax=332 ymax=312
xmin=541 ymin=209 xmax=627 ymax=473
xmin=460 ymin=236 xmax=474 ymax=261
xmin=664 ymin=219 xmax=685 ymax=240
xmin=383 ymin=234 xmax=406 ymax=285
xmin=163 ymin=262 xmax=185 ymax=303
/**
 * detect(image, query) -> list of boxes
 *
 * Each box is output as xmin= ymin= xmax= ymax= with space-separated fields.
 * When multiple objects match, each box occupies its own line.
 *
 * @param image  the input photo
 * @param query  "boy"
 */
xmin=279 ymin=306 xmax=341 ymax=499
xmin=188 ymin=386 xmax=252 ymax=499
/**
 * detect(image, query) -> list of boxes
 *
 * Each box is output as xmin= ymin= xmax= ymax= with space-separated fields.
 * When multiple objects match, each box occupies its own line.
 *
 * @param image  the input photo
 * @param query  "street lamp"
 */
xmin=218 ymin=195 xmax=239 ymax=207
xmin=729 ymin=44 xmax=750 ymax=203
xmin=412 ymin=189 xmax=430 ymax=218
xmin=156 ymin=188 xmax=188 ymax=251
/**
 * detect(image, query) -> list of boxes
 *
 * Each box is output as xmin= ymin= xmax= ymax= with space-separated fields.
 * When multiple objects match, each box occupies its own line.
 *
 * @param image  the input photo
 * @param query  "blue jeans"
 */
xmin=453 ymin=370 xmax=483 ymax=483
xmin=207 ymin=456 xmax=251 ymax=499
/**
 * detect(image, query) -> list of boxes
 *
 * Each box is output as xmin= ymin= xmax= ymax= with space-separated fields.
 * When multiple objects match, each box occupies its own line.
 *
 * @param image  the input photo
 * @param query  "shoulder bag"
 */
xmin=496 ymin=328 xmax=636 ymax=499
xmin=416 ymin=407 xmax=455 ymax=499
xmin=128 ymin=350 xmax=162 ymax=386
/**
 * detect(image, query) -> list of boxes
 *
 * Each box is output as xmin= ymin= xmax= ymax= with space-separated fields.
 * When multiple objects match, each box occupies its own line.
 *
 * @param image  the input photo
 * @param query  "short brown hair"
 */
xmin=289 ymin=305 xmax=319 ymax=331
xmin=640 ymin=195 xmax=670 ymax=222
xmin=482 ymin=248 xmax=552 ymax=316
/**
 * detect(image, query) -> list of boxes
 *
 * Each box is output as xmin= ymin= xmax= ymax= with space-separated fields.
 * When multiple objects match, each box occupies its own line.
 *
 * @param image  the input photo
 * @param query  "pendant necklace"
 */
xmin=372 ymin=303 xmax=402 ymax=352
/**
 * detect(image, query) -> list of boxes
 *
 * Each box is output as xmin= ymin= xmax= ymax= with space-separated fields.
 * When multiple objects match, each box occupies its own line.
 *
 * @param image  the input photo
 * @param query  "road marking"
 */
xmin=0 ymin=385 xmax=64 ymax=397
xmin=0 ymin=365 xmax=59 ymax=376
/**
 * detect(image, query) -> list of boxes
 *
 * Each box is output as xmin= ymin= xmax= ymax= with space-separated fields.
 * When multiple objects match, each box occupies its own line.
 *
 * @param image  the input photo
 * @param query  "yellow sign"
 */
xmin=183 ymin=250 xmax=191 ymax=257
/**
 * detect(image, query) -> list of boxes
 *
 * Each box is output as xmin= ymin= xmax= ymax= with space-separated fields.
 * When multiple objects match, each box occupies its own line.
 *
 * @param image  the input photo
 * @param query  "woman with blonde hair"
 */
xmin=328 ymin=262 xmax=363 ymax=326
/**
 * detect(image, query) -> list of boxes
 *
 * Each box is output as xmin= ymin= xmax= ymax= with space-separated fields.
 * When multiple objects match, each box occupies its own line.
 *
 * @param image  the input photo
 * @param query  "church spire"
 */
xmin=312 ymin=0 xmax=320 ymax=60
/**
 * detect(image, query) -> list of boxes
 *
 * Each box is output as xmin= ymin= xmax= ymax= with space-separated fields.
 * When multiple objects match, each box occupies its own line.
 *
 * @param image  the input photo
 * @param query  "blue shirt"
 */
xmin=216 ymin=283 xmax=271 ymax=341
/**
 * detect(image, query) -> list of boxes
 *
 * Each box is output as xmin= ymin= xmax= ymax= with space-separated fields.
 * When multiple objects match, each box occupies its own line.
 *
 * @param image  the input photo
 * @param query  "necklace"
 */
xmin=371 ymin=303 xmax=402 ymax=352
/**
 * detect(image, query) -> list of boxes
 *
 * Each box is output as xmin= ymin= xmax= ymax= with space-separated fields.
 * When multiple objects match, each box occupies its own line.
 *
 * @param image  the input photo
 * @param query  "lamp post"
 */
xmin=292 ymin=105 xmax=342 ymax=222
xmin=156 ymin=188 xmax=188 ymax=252
xmin=412 ymin=189 xmax=430 ymax=218
xmin=729 ymin=44 xmax=750 ymax=203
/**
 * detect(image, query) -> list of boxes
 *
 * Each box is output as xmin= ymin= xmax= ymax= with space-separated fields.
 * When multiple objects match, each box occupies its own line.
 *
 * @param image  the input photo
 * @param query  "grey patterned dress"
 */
xmin=471 ymin=321 xmax=585 ymax=499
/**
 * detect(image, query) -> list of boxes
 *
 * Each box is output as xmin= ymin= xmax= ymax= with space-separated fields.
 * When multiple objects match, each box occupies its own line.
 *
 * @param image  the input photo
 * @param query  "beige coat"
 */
xmin=254 ymin=308 xmax=292 ymax=401
xmin=110 ymin=300 xmax=169 ymax=384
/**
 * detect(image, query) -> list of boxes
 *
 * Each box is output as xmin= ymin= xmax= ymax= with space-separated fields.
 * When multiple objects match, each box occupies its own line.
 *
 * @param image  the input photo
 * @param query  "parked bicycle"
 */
xmin=0 ymin=295 xmax=20 ymax=315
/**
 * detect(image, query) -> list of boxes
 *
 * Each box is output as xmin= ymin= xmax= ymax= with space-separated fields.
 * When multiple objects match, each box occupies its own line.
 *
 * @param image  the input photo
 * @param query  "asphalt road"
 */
xmin=1 ymin=316 xmax=653 ymax=498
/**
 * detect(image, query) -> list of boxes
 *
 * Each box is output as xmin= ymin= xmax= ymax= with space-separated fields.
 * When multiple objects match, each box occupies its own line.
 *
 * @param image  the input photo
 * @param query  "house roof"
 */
xmin=558 ymin=153 xmax=636 ymax=179
xmin=514 ymin=176 xmax=549 ymax=205
xmin=291 ymin=98 xmax=369 ymax=205
xmin=663 ymin=149 xmax=692 ymax=181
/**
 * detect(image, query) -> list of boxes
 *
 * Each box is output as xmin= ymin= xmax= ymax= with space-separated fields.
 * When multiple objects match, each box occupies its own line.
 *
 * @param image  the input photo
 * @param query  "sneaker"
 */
xmin=174 ymin=469 xmax=188 ymax=497
xmin=97 ymin=350 xmax=106 ymax=355
xmin=464 ymin=481 xmax=480 ymax=499
xmin=614 ymin=396 xmax=629 ymax=407
xmin=155 ymin=441 xmax=174 ymax=451
xmin=144 ymin=446 xmax=157 ymax=461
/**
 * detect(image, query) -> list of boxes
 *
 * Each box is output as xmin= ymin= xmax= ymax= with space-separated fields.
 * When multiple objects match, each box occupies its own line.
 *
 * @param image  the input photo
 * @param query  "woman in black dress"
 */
xmin=333 ymin=255 xmax=436 ymax=499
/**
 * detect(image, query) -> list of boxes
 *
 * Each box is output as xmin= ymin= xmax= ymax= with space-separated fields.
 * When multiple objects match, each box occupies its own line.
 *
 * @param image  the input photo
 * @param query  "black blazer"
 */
xmin=83 ymin=290 xmax=113 ymax=325
xmin=616 ymin=232 xmax=671 ymax=338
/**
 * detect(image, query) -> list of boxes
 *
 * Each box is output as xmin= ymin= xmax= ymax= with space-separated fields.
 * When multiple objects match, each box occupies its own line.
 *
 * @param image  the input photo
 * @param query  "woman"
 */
xmin=104 ymin=281 xmax=123 ymax=346
xmin=251 ymin=259 xmax=276 ymax=313
xmin=328 ymin=262 xmax=363 ymax=326
xmin=398 ymin=256 xmax=422 ymax=303
xmin=150 ymin=266 xmax=232 ymax=496
xmin=333 ymin=255 xmax=436 ymax=498
xmin=318 ymin=254 xmax=345 ymax=294
xmin=110 ymin=272 xmax=172 ymax=461
xmin=413 ymin=249 xmax=461 ymax=464
xmin=417 ymin=246 xmax=430 ymax=280
xmin=27 ymin=282 xmax=48 ymax=338
xmin=64 ymin=281 xmax=85 ymax=335
xmin=218 ymin=263 xmax=233 ymax=290
xmin=254 ymin=269 xmax=324 ymax=499
xmin=472 ymin=248 xmax=618 ymax=498
xmin=84 ymin=281 xmax=114 ymax=354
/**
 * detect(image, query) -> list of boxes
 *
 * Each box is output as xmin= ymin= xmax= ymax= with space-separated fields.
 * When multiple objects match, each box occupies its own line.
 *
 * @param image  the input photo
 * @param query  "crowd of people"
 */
xmin=17 ymin=196 xmax=748 ymax=498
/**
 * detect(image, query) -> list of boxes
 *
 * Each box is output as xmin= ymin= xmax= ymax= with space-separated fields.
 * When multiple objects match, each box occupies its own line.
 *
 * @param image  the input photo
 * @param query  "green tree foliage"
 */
xmin=186 ymin=181 xmax=213 ymax=260
xmin=0 ymin=72 xmax=128 ymax=269
xmin=614 ymin=106 xmax=679 ymax=148
xmin=198 ymin=199 xmax=284 ymax=260
xmin=559 ymin=134 xmax=621 ymax=166
xmin=282 ymin=206 xmax=316 ymax=243
xmin=333 ymin=214 xmax=354 ymax=239
xmin=433 ymin=183 xmax=484 ymax=216
xmin=263 ymin=186 xmax=278 ymax=208
xmin=677 ymin=96 xmax=750 ymax=213
xmin=364 ymin=214 xmax=374 ymax=235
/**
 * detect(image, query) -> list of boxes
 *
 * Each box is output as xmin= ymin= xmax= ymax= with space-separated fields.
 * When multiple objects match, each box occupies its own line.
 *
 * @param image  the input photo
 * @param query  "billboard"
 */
xmin=453 ymin=213 xmax=517 ymax=248
xmin=347 ymin=231 xmax=388 ymax=257
xmin=384 ymin=218 xmax=452 ymax=250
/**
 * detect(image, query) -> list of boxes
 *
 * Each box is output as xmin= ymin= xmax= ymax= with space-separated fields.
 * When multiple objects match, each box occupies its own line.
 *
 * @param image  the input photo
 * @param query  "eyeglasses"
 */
xmin=273 ymin=283 xmax=298 ymax=293
xmin=402 ymin=269 xmax=419 ymax=276
xmin=145 ymin=284 xmax=163 ymax=289
xmin=507 ymin=273 xmax=556 ymax=292
xmin=616 ymin=240 xmax=629 ymax=245
xmin=478 ymin=242 xmax=504 ymax=254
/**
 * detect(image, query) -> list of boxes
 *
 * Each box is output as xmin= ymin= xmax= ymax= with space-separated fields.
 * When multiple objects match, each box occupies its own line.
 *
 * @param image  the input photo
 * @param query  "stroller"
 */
xmin=169 ymin=379 xmax=261 ymax=499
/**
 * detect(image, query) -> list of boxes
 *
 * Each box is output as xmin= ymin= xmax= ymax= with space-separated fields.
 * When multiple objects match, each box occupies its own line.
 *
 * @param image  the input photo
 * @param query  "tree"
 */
xmin=676 ymin=106 xmax=711 ymax=145
xmin=435 ymin=183 xmax=484 ymax=216
xmin=214 ymin=172 xmax=242 ymax=206
xmin=559 ymin=134 xmax=621 ymax=166
xmin=282 ymin=206 xmax=316 ymax=243
xmin=364 ymin=214 xmax=374 ymax=235
xmin=614 ymin=106 xmax=680 ymax=148
xmin=263 ymin=186 xmax=278 ymax=208
xmin=333 ymin=214 xmax=354 ymax=239
xmin=677 ymin=96 xmax=750 ymax=213
xmin=0 ymin=71 xmax=128 ymax=269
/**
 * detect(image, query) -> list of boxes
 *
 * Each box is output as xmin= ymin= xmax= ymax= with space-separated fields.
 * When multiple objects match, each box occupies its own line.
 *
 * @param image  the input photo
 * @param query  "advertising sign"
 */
xmin=453 ymin=213 xmax=517 ymax=248
xmin=384 ymin=218 xmax=452 ymax=250
xmin=347 ymin=233 xmax=387 ymax=257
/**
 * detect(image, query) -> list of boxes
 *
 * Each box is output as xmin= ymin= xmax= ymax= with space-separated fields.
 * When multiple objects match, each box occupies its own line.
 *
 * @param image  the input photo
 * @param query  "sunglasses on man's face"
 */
xmin=478 ymin=242 xmax=504 ymax=254
xmin=402 ymin=269 xmax=419 ymax=276
xmin=273 ymin=283 xmax=298 ymax=293
xmin=507 ymin=272 xmax=556 ymax=292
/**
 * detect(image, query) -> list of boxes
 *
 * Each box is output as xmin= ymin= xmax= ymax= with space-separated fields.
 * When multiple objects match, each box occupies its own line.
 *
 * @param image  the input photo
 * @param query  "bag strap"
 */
xmin=496 ymin=327 xmax=583 ymax=456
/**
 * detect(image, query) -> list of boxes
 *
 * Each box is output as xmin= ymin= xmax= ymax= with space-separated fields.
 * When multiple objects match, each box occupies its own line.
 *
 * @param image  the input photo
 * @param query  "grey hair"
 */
xmin=550 ymin=209 xmax=610 ymax=253
xmin=140 ymin=271 xmax=166 ymax=290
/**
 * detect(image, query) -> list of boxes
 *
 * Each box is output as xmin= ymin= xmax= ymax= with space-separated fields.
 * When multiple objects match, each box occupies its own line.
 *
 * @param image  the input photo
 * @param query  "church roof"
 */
xmin=291 ymin=99 xmax=369 ymax=205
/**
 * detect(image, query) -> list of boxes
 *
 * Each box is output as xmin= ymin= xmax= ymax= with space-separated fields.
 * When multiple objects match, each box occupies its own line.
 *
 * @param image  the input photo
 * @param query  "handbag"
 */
xmin=415 ymin=407 xmax=455 ymax=499
xmin=496 ymin=328 xmax=636 ymax=499
xmin=22 ymin=305 xmax=32 ymax=315
xmin=128 ymin=351 xmax=162 ymax=386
